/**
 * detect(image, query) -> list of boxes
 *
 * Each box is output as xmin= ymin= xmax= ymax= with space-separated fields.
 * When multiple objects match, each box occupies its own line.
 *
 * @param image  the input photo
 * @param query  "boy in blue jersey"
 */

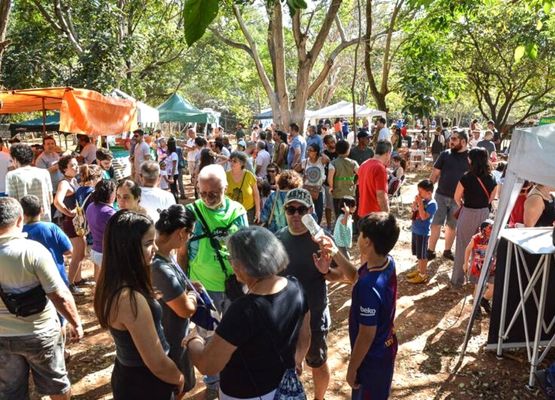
xmin=312 ymin=212 xmax=400 ymax=400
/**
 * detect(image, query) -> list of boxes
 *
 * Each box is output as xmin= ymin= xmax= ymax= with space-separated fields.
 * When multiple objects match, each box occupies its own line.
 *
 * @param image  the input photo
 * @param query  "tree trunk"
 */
xmin=0 ymin=0 xmax=12 ymax=77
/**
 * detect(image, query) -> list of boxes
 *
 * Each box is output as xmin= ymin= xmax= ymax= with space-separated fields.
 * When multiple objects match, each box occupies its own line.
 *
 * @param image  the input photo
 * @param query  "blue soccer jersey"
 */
xmin=349 ymin=256 xmax=398 ymax=387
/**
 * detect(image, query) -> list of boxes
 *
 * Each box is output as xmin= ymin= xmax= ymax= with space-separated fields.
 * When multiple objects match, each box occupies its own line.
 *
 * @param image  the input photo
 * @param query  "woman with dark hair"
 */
xmin=260 ymin=170 xmax=303 ymax=232
xmin=187 ymin=226 xmax=310 ymax=400
xmin=94 ymin=210 xmax=184 ymax=399
xmin=54 ymin=155 xmax=87 ymax=294
xmin=195 ymin=148 xmax=216 ymax=178
xmin=116 ymin=179 xmax=147 ymax=215
xmin=165 ymin=138 xmax=179 ymax=201
xmin=265 ymin=163 xmax=281 ymax=190
xmin=272 ymin=130 xmax=289 ymax=170
xmin=523 ymin=183 xmax=555 ymax=227
xmin=227 ymin=151 xmax=261 ymax=223
xmin=297 ymin=142 xmax=327 ymax=223
xmin=153 ymin=204 xmax=198 ymax=393
xmin=452 ymin=147 xmax=498 ymax=288
xmin=75 ymin=164 xmax=102 ymax=206
xmin=86 ymin=179 xmax=117 ymax=281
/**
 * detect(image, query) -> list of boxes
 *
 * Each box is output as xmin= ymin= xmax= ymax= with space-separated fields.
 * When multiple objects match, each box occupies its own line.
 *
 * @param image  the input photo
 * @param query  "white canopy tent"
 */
xmin=458 ymin=124 xmax=555 ymax=368
xmin=310 ymin=100 xmax=386 ymax=120
xmin=111 ymin=89 xmax=159 ymax=126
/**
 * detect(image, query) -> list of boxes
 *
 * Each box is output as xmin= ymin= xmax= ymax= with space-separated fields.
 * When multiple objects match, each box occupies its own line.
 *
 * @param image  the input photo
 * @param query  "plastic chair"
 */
xmin=388 ymin=175 xmax=405 ymax=211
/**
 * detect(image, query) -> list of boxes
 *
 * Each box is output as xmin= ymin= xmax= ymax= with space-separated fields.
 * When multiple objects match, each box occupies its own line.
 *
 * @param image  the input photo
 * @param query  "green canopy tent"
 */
xmin=8 ymin=112 xmax=60 ymax=135
xmin=157 ymin=93 xmax=217 ymax=124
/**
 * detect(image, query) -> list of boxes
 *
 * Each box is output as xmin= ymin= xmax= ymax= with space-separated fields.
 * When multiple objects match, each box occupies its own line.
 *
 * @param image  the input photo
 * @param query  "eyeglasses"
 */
xmin=285 ymin=205 xmax=309 ymax=215
xmin=199 ymin=190 xmax=222 ymax=200
xmin=267 ymin=169 xmax=276 ymax=173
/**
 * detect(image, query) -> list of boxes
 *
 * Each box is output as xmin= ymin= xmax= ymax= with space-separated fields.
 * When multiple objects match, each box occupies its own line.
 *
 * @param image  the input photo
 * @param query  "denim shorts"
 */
xmin=431 ymin=193 xmax=458 ymax=229
xmin=0 ymin=328 xmax=70 ymax=399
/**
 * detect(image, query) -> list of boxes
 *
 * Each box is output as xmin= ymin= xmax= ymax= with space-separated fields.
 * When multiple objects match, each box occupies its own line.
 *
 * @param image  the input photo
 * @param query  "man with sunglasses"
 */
xmin=275 ymin=188 xmax=331 ymax=400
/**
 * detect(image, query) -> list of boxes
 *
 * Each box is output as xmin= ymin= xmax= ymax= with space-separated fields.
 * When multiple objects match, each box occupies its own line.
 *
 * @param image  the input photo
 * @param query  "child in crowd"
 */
xmin=328 ymin=139 xmax=359 ymax=219
xmin=464 ymin=219 xmax=495 ymax=314
xmin=407 ymin=179 xmax=437 ymax=284
xmin=333 ymin=196 xmax=356 ymax=260
xmin=159 ymin=160 xmax=170 ymax=191
xmin=347 ymin=212 xmax=400 ymax=400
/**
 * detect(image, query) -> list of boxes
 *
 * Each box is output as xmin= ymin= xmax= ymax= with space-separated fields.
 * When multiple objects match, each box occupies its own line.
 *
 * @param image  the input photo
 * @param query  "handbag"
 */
xmin=72 ymin=191 xmax=93 ymax=237
xmin=231 ymin=172 xmax=247 ymax=204
xmin=0 ymin=284 xmax=48 ymax=317
xmin=455 ymin=176 xmax=492 ymax=220
xmin=191 ymin=203 xmax=245 ymax=301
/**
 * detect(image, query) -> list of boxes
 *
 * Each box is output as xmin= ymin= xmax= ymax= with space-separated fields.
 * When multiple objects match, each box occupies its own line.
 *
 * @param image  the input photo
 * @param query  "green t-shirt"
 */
xmin=331 ymin=156 xmax=359 ymax=199
xmin=186 ymin=198 xmax=248 ymax=292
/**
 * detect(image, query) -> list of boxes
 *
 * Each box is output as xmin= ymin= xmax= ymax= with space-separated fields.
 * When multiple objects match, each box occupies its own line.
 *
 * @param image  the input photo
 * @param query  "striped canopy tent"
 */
xmin=0 ymin=87 xmax=137 ymax=135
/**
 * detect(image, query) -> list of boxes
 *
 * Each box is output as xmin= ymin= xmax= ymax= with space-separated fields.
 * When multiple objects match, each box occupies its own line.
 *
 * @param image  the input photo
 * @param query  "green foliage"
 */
xmin=183 ymin=0 xmax=219 ymax=46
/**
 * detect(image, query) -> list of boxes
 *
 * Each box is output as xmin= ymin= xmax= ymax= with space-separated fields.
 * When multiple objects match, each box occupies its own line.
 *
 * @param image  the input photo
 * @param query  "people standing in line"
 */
xmin=116 ymin=179 xmax=148 ymax=215
xmin=260 ymin=169 xmax=304 ymax=233
xmin=328 ymin=140 xmax=359 ymax=219
xmin=312 ymin=212 xmax=400 ymax=400
xmin=322 ymin=134 xmax=338 ymax=228
xmin=349 ymin=130 xmax=374 ymax=167
xmin=427 ymin=129 xmax=469 ymax=262
xmin=6 ymin=144 xmax=53 ymax=221
xmin=357 ymin=141 xmax=392 ymax=218
xmin=275 ymin=189 xmax=332 ymax=400
xmin=476 ymin=130 xmax=497 ymax=159
xmin=180 ymin=164 xmax=248 ymax=397
xmin=406 ymin=180 xmax=438 ymax=284
xmin=255 ymin=141 xmax=272 ymax=180
xmin=376 ymin=117 xmax=390 ymax=142
xmin=86 ymin=179 xmax=117 ymax=282
xmin=53 ymin=155 xmax=87 ymax=295
xmin=487 ymin=120 xmax=501 ymax=148
xmin=272 ymin=130 xmax=289 ymax=170
xmin=298 ymin=143 xmax=328 ymax=224
xmin=95 ymin=148 xmax=116 ymax=180
xmin=94 ymin=210 xmax=184 ymax=399
xmin=0 ymin=197 xmax=83 ymax=400
xmin=76 ymin=135 xmax=97 ymax=164
xmin=184 ymin=128 xmax=199 ymax=178
xmin=132 ymin=129 xmax=152 ymax=182
xmin=138 ymin=161 xmax=176 ymax=223
xmin=431 ymin=127 xmax=446 ymax=163
xmin=165 ymin=138 xmax=180 ymax=202
xmin=187 ymin=226 xmax=310 ymax=400
xmin=307 ymin=124 xmax=324 ymax=152
xmin=153 ymin=204 xmax=198 ymax=395
xmin=226 ymin=152 xmax=261 ymax=224
xmin=35 ymin=135 xmax=63 ymax=193
xmin=287 ymin=123 xmax=307 ymax=170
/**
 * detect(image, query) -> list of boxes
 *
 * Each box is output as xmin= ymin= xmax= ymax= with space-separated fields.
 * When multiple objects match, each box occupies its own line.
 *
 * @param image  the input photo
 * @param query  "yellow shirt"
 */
xmin=226 ymin=170 xmax=257 ymax=211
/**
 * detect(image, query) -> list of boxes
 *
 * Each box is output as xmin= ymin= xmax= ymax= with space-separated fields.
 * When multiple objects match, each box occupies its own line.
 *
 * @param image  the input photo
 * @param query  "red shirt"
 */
xmin=357 ymin=158 xmax=388 ymax=217
xmin=509 ymin=193 xmax=527 ymax=227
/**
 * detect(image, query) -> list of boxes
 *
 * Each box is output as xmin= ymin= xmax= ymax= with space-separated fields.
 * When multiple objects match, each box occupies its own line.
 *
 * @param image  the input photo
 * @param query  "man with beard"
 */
xmin=427 ymin=129 xmax=469 ymax=261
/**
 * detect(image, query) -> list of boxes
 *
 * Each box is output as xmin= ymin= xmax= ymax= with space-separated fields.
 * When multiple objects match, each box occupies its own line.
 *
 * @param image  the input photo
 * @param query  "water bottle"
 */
xmin=302 ymin=213 xmax=324 ymax=240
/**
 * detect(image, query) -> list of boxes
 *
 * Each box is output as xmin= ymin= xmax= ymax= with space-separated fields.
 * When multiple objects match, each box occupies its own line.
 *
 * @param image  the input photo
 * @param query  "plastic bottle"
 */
xmin=302 ymin=213 xmax=324 ymax=240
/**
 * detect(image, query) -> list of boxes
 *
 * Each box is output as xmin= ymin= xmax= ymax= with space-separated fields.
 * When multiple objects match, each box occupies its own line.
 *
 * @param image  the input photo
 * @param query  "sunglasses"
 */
xmin=267 ymin=169 xmax=276 ymax=173
xmin=199 ymin=191 xmax=221 ymax=200
xmin=285 ymin=205 xmax=309 ymax=215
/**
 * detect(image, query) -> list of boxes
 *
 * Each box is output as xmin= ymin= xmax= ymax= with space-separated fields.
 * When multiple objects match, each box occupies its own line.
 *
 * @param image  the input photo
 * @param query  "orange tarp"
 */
xmin=0 ymin=87 xmax=137 ymax=136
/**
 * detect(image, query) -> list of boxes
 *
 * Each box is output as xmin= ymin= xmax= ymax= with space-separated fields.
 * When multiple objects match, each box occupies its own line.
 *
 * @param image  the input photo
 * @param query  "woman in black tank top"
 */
xmin=523 ymin=184 xmax=555 ymax=227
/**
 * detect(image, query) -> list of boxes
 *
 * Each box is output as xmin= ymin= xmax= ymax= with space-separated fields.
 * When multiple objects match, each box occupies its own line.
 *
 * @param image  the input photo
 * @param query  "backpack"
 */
xmin=72 ymin=192 xmax=93 ymax=237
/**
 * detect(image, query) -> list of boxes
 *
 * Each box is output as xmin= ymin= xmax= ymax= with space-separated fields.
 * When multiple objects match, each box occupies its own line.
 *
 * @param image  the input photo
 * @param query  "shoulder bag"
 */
xmin=190 ymin=202 xmax=245 ymax=301
xmin=454 ymin=175 xmax=492 ymax=220
xmin=0 ymin=284 xmax=48 ymax=317
xmin=231 ymin=172 xmax=247 ymax=204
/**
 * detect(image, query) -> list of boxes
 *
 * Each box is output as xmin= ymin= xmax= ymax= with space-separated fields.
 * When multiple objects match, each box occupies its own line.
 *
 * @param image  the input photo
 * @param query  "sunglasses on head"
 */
xmin=285 ymin=205 xmax=309 ymax=215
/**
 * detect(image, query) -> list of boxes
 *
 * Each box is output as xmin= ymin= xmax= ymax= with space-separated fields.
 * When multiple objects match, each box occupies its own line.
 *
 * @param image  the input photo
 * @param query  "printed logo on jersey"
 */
xmin=360 ymin=306 xmax=376 ymax=317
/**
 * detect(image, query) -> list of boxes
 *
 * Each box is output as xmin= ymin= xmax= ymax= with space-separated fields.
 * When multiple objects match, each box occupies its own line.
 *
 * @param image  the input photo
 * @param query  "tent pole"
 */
xmin=42 ymin=99 xmax=46 ymax=136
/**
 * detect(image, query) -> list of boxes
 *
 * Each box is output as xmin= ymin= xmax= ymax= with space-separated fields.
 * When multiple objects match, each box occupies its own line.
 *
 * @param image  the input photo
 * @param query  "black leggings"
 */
xmin=111 ymin=359 xmax=175 ymax=400
xmin=169 ymin=174 xmax=179 ymax=201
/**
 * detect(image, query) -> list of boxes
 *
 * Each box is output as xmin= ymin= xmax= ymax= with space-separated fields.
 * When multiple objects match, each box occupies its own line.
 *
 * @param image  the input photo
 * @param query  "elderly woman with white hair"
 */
xmin=186 ymin=226 xmax=311 ymax=400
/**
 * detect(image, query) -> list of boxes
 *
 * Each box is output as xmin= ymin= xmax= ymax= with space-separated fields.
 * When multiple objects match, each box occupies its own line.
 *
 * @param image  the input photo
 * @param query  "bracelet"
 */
xmin=184 ymin=335 xmax=204 ymax=348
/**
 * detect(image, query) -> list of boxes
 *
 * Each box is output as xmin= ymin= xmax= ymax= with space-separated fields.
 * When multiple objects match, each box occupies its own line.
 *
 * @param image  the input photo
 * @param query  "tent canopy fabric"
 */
xmin=157 ymin=93 xmax=216 ymax=124
xmin=111 ymin=89 xmax=159 ymax=125
xmin=9 ymin=112 xmax=60 ymax=133
xmin=459 ymin=123 xmax=555 ymax=362
xmin=0 ymin=87 xmax=137 ymax=135
xmin=311 ymin=100 xmax=386 ymax=119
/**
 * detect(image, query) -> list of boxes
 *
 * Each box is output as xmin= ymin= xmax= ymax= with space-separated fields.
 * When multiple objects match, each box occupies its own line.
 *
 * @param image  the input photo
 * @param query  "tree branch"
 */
xmin=307 ymin=0 xmax=343 ymax=67
xmin=209 ymin=28 xmax=253 ymax=57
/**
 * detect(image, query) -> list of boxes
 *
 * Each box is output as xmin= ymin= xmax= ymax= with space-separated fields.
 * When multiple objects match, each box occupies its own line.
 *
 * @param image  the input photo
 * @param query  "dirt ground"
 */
xmin=33 ymin=167 xmax=552 ymax=400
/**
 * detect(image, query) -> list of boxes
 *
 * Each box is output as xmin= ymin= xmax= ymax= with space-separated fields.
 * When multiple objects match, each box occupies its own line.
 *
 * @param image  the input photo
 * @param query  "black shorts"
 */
xmin=305 ymin=330 xmax=328 ymax=368
xmin=411 ymin=233 xmax=429 ymax=260
xmin=111 ymin=359 xmax=174 ymax=400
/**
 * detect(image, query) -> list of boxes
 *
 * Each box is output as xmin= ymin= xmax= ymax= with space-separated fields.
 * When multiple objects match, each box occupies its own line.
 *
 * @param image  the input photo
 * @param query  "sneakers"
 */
xmin=407 ymin=273 xmax=429 ymax=284
xmin=69 ymin=284 xmax=85 ymax=296
xmin=443 ymin=250 xmax=455 ymax=261
xmin=426 ymin=249 xmax=436 ymax=260
xmin=480 ymin=298 xmax=492 ymax=314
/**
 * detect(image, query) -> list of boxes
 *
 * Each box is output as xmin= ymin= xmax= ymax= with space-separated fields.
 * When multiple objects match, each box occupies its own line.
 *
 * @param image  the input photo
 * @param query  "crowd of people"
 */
xmin=0 ymin=116 xmax=554 ymax=400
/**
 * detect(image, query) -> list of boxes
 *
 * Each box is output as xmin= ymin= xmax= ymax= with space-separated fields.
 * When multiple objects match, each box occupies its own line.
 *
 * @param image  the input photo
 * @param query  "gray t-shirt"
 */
xmin=151 ymin=254 xmax=189 ymax=363
xmin=275 ymin=229 xmax=329 ymax=332
xmin=35 ymin=152 xmax=63 ymax=190
xmin=476 ymin=139 xmax=496 ymax=156
xmin=434 ymin=149 xmax=469 ymax=198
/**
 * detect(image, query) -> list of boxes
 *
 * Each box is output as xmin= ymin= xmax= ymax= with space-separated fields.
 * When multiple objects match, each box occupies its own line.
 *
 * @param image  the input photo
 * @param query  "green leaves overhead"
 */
xmin=183 ymin=0 xmax=219 ymax=46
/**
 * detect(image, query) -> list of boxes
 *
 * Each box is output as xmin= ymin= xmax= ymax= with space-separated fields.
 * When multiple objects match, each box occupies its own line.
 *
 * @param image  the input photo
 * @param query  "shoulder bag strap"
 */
xmin=476 ymin=176 xmax=491 ymax=203
xmin=191 ymin=202 xmax=230 ymax=278
xmin=267 ymin=191 xmax=280 ymax=227
xmin=238 ymin=171 xmax=247 ymax=191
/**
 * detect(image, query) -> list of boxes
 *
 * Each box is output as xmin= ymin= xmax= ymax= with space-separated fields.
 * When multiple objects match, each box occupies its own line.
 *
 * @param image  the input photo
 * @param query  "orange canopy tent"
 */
xmin=0 ymin=87 xmax=137 ymax=136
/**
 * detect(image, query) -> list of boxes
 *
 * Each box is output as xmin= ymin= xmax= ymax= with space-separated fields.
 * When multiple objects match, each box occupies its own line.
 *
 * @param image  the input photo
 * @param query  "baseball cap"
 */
xmin=237 ymin=140 xmax=247 ymax=148
xmin=284 ymin=188 xmax=313 ymax=208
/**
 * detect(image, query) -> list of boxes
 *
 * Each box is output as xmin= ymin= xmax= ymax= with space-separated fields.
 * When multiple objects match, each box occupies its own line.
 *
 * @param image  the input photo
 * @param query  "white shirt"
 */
xmin=133 ymin=141 xmax=151 ymax=170
xmin=140 ymin=186 xmax=176 ymax=222
xmin=220 ymin=147 xmax=231 ymax=171
xmin=165 ymin=152 xmax=178 ymax=176
xmin=0 ymin=152 xmax=13 ymax=193
xmin=378 ymin=127 xmax=390 ymax=141
xmin=186 ymin=138 xmax=199 ymax=162
xmin=255 ymin=149 xmax=271 ymax=178
xmin=80 ymin=143 xmax=97 ymax=164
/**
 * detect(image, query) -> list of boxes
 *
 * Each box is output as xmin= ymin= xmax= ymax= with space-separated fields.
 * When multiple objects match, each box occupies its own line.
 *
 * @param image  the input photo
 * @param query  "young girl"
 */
xmin=333 ymin=196 xmax=357 ymax=260
xmin=464 ymin=219 xmax=495 ymax=315
xmin=94 ymin=211 xmax=184 ymax=399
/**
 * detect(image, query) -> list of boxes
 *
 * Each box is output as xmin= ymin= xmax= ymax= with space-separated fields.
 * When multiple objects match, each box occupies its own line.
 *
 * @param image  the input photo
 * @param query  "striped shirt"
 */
xmin=6 ymin=166 xmax=53 ymax=221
